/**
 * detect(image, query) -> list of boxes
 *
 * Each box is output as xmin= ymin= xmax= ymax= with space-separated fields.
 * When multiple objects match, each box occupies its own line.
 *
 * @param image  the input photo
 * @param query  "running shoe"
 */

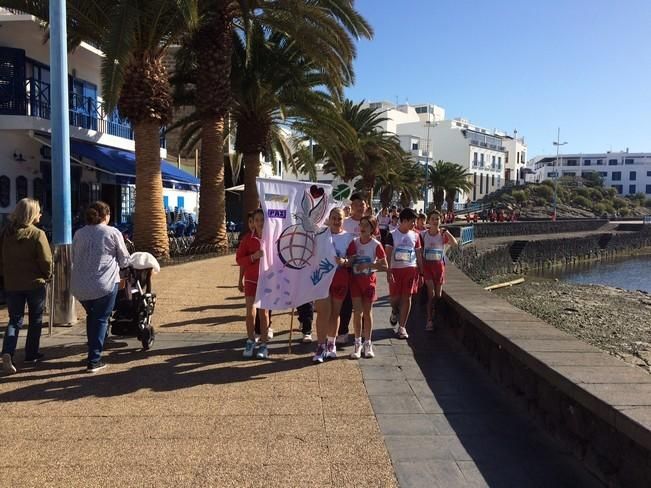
xmin=243 ymin=339 xmax=256 ymax=358
xmin=397 ymin=327 xmax=409 ymax=339
xmin=302 ymin=333 xmax=313 ymax=343
xmin=389 ymin=309 xmax=398 ymax=326
xmin=267 ymin=328 xmax=274 ymax=340
xmin=363 ymin=341 xmax=375 ymax=358
xmin=313 ymin=344 xmax=327 ymax=363
xmin=25 ymin=352 xmax=45 ymax=363
xmin=87 ymin=361 xmax=107 ymax=373
xmin=326 ymin=341 xmax=337 ymax=359
xmin=350 ymin=341 xmax=362 ymax=360
xmin=425 ymin=320 xmax=434 ymax=332
xmin=2 ymin=353 xmax=16 ymax=375
xmin=335 ymin=334 xmax=348 ymax=345
xmin=256 ymin=343 xmax=269 ymax=359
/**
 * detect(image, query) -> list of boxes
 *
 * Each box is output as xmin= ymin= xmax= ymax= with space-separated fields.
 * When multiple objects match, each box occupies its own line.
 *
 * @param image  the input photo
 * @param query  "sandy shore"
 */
xmin=495 ymin=279 xmax=651 ymax=372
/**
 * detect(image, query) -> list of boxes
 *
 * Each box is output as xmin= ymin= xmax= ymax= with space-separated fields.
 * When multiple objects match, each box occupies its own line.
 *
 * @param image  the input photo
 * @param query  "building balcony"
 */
xmin=468 ymin=139 xmax=506 ymax=152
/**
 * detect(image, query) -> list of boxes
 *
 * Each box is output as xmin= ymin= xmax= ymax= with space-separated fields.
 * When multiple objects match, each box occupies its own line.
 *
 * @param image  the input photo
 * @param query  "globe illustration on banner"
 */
xmin=276 ymin=186 xmax=329 ymax=270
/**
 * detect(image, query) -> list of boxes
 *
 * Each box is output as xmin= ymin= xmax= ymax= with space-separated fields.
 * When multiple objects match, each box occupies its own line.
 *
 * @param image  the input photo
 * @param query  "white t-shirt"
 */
xmin=377 ymin=215 xmax=391 ymax=230
xmin=420 ymin=230 xmax=449 ymax=262
xmin=349 ymin=237 xmax=385 ymax=276
xmin=386 ymin=229 xmax=421 ymax=269
xmin=331 ymin=230 xmax=354 ymax=260
xmin=342 ymin=217 xmax=361 ymax=237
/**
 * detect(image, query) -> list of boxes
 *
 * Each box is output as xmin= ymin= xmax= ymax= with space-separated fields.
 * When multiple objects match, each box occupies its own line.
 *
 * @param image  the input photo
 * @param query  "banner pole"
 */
xmin=288 ymin=308 xmax=294 ymax=354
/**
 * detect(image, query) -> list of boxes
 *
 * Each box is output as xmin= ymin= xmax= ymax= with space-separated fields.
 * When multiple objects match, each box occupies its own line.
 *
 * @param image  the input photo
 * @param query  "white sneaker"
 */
xmin=335 ymin=334 xmax=348 ymax=345
xmin=363 ymin=341 xmax=375 ymax=358
xmin=302 ymin=333 xmax=313 ymax=343
xmin=350 ymin=341 xmax=362 ymax=359
xmin=243 ymin=339 xmax=256 ymax=358
xmin=326 ymin=342 xmax=337 ymax=359
xmin=267 ymin=328 xmax=274 ymax=340
xmin=312 ymin=344 xmax=327 ymax=363
xmin=397 ymin=327 xmax=409 ymax=339
xmin=2 ymin=353 xmax=16 ymax=375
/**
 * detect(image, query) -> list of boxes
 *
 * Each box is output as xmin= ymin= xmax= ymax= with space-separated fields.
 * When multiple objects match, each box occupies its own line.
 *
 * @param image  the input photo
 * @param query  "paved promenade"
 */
xmin=0 ymin=255 xmax=601 ymax=487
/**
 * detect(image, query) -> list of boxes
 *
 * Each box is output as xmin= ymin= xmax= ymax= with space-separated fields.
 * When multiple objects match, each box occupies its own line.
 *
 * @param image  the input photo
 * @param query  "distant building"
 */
xmin=0 ymin=9 xmax=199 ymax=229
xmin=527 ymin=151 xmax=651 ymax=197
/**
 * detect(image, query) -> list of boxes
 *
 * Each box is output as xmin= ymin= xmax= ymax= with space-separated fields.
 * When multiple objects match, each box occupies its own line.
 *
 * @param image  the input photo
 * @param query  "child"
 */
xmin=415 ymin=213 xmax=427 ymax=232
xmin=235 ymin=209 xmax=270 ymax=359
xmin=421 ymin=211 xmax=458 ymax=331
xmin=388 ymin=214 xmax=399 ymax=232
xmin=348 ymin=216 xmax=387 ymax=359
xmin=385 ymin=208 xmax=423 ymax=339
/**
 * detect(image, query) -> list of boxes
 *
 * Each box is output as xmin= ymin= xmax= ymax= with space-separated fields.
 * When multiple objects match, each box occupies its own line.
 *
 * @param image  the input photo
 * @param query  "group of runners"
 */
xmin=235 ymin=194 xmax=458 ymax=362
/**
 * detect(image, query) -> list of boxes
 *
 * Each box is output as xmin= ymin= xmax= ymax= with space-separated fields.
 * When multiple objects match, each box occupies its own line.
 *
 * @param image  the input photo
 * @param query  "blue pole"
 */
xmin=49 ymin=0 xmax=71 ymax=245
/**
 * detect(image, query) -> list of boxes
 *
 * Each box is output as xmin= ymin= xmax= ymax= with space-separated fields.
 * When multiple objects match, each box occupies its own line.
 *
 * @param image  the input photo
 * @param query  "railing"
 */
xmin=460 ymin=226 xmax=474 ymax=245
xmin=15 ymin=78 xmax=165 ymax=147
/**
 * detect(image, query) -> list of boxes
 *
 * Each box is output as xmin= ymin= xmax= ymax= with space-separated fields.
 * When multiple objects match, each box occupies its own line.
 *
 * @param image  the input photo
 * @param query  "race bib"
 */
xmin=353 ymin=255 xmax=373 ymax=276
xmin=394 ymin=247 xmax=413 ymax=263
xmin=425 ymin=248 xmax=444 ymax=261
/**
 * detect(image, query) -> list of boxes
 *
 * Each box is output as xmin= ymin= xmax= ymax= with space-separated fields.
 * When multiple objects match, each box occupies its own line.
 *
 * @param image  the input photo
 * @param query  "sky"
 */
xmin=345 ymin=0 xmax=651 ymax=158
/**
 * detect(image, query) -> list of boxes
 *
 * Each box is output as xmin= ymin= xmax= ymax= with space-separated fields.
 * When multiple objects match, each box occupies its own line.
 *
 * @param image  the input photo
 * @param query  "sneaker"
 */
xmin=335 ymin=334 xmax=348 ymax=345
xmin=397 ymin=327 xmax=409 ymax=339
xmin=2 ymin=353 xmax=16 ymax=375
xmin=312 ymin=344 xmax=327 ymax=363
xmin=25 ymin=353 xmax=45 ymax=363
xmin=267 ymin=328 xmax=274 ymax=340
xmin=350 ymin=341 xmax=362 ymax=360
xmin=87 ymin=361 xmax=107 ymax=373
xmin=389 ymin=309 xmax=399 ymax=326
xmin=326 ymin=342 xmax=337 ymax=359
xmin=302 ymin=333 xmax=313 ymax=343
xmin=425 ymin=320 xmax=434 ymax=332
xmin=243 ymin=339 xmax=256 ymax=358
xmin=363 ymin=341 xmax=375 ymax=358
xmin=256 ymin=343 xmax=269 ymax=359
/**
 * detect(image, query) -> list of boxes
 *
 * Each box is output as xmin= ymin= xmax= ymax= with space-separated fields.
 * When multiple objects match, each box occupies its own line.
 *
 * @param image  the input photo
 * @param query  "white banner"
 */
xmin=255 ymin=178 xmax=337 ymax=310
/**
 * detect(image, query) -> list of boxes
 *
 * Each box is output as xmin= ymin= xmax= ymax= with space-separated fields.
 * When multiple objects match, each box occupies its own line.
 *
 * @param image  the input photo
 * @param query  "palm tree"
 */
xmin=177 ymin=1 xmax=372 ymax=247
xmin=376 ymin=157 xmax=423 ymax=208
xmin=4 ymin=0 xmax=196 ymax=257
xmin=427 ymin=161 xmax=474 ymax=212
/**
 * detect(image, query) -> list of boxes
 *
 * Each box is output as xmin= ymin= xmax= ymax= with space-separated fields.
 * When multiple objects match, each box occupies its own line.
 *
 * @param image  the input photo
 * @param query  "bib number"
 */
xmin=394 ymin=247 xmax=413 ymax=263
xmin=353 ymin=255 xmax=373 ymax=276
xmin=425 ymin=248 xmax=443 ymax=261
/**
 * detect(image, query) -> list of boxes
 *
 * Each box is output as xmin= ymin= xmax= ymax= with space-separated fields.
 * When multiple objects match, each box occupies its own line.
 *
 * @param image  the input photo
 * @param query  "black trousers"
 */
xmin=297 ymin=302 xmax=314 ymax=334
xmin=338 ymin=291 xmax=353 ymax=336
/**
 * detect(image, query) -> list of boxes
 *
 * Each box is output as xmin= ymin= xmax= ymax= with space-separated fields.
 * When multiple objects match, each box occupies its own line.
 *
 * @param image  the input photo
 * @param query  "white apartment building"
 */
xmin=0 ymin=9 xmax=199 ymax=229
xmin=363 ymin=101 xmax=528 ymax=206
xmin=527 ymin=152 xmax=651 ymax=197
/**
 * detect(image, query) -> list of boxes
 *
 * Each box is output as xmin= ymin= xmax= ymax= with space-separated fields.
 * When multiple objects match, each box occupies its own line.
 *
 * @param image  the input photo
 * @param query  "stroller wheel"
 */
xmin=141 ymin=326 xmax=155 ymax=350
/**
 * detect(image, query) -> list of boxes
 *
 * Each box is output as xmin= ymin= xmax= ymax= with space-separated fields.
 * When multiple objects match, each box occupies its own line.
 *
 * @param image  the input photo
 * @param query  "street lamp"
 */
xmin=423 ymin=120 xmax=431 ymax=210
xmin=552 ymin=127 xmax=567 ymax=221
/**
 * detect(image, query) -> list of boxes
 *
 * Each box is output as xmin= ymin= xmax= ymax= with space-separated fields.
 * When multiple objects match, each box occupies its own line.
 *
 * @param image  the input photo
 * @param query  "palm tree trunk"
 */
xmin=133 ymin=121 xmax=169 ymax=258
xmin=243 ymin=151 xmax=261 ymax=219
xmin=194 ymin=115 xmax=228 ymax=249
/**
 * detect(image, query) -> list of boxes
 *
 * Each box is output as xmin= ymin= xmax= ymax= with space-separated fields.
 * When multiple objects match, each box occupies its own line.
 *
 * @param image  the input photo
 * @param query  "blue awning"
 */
xmin=69 ymin=139 xmax=200 ymax=187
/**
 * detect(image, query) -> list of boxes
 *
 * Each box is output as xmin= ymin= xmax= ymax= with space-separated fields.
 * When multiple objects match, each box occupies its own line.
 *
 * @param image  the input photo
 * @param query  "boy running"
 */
xmin=385 ymin=208 xmax=423 ymax=339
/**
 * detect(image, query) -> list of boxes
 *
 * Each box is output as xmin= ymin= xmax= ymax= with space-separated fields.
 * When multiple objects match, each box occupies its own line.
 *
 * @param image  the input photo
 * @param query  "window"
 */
xmin=497 ymin=176 xmax=501 ymax=187
xmin=120 ymin=185 xmax=135 ymax=223
xmin=608 ymin=159 xmax=618 ymax=166
xmin=646 ymin=184 xmax=651 ymax=194
xmin=600 ymin=172 xmax=608 ymax=177
xmin=473 ymin=152 xmax=478 ymax=166
xmin=563 ymin=172 xmax=576 ymax=177
xmin=613 ymin=185 xmax=623 ymax=194
xmin=597 ymin=159 xmax=603 ymax=165
xmin=630 ymin=171 xmax=637 ymax=181
xmin=625 ymin=158 xmax=634 ymax=165
xmin=33 ymin=178 xmax=44 ymax=205
xmin=163 ymin=196 xmax=169 ymax=209
xmin=415 ymin=106 xmax=428 ymax=114
xmin=583 ymin=159 xmax=591 ymax=166
xmin=480 ymin=154 xmax=485 ymax=167
xmin=567 ymin=159 xmax=578 ymax=166
xmin=612 ymin=171 xmax=621 ymax=181
xmin=177 ymin=196 xmax=185 ymax=209
xmin=629 ymin=185 xmax=636 ymax=194
xmin=15 ymin=176 xmax=28 ymax=202
xmin=498 ymin=156 xmax=502 ymax=169
xmin=473 ymin=173 xmax=477 ymax=200
xmin=411 ymin=142 xmax=419 ymax=151
xmin=0 ymin=176 xmax=9 ymax=207
xmin=647 ymin=170 xmax=651 ymax=177
xmin=491 ymin=174 xmax=495 ymax=186
xmin=480 ymin=173 xmax=483 ymax=193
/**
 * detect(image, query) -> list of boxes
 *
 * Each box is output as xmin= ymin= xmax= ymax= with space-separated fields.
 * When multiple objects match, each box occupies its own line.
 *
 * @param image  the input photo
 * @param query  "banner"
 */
xmin=255 ymin=178 xmax=337 ymax=310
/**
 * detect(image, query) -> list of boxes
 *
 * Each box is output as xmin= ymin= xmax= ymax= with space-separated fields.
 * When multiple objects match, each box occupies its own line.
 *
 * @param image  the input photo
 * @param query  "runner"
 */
xmin=377 ymin=207 xmax=391 ymax=245
xmin=385 ymin=208 xmax=423 ymax=339
xmin=421 ymin=210 xmax=458 ymax=331
xmin=313 ymin=208 xmax=353 ymax=363
xmin=235 ymin=209 xmax=270 ymax=359
xmin=415 ymin=213 xmax=427 ymax=232
xmin=348 ymin=216 xmax=387 ymax=359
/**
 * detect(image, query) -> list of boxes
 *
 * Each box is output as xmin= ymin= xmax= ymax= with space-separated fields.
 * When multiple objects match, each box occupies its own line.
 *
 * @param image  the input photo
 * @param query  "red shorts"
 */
xmin=244 ymin=280 xmax=258 ymax=297
xmin=350 ymin=273 xmax=378 ymax=302
xmin=330 ymin=268 xmax=350 ymax=301
xmin=389 ymin=267 xmax=420 ymax=296
xmin=423 ymin=262 xmax=445 ymax=286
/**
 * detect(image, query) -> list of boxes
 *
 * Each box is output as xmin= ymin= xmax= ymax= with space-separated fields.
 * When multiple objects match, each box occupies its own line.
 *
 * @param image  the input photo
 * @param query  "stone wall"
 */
xmin=469 ymin=219 xmax=608 ymax=238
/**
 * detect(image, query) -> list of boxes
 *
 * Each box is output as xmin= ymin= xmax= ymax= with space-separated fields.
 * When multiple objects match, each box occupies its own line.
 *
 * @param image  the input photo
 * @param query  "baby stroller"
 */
xmin=110 ymin=252 xmax=159 ymax=350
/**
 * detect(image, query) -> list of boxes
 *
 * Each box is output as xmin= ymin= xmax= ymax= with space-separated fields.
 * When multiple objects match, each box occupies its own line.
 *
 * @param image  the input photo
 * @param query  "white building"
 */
xmin=527 ymin=151 xmax=651 ymax=197
xmin=363 ymin=101 xmax=528 ymax=206
xmin=0 ymin=9 xmax=199 ymax=230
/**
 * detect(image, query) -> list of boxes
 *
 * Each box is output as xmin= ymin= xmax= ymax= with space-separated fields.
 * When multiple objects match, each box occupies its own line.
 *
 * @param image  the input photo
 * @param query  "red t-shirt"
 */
xmin=236 ymin=232 xmax=262 ymax=282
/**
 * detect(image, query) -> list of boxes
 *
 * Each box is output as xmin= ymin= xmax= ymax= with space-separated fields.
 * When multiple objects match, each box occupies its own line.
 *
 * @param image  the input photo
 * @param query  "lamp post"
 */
xmin=552 ymin=128 xmax=567 ymax=221
xmin=423 ymin=119 xmax=435 ymax=211
xmin=49 ymin=0 xmax=76 ymax=325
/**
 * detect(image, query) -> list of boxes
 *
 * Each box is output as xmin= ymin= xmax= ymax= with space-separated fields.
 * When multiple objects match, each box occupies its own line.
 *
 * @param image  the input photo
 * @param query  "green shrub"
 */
xmin=612 ymin=198 xmax=628 ymax=210
xmin=531 ymin=184 xmax=554 ymax=201
xmin=629 ymin=193 xmax=647 ymax=205
xmin=576 ymin=187 xmax=590 ymax=198
xmin=606 ymin=188 xmax=617 ymax=198
xmin=533 ymin=197 xmax=547 ymax=206
xmin=593 ymin=203 xmax=606 ymax=215
xmin=541 ymin=180 xmax=555 ymax=188
xmin=646 ymin=199 xmax=651 ymax=208
xmin=619 ymin=207 xmax=630 ymax=217
xmin=588 ymin=188 xmax=603 ymax=201
xmin=572 ymin=195 xmax=592 ymax=208
xmin=603 ymin=203 xmax=616 ymax=214
xmin=511 ymin=190 xmax=527 ymax=204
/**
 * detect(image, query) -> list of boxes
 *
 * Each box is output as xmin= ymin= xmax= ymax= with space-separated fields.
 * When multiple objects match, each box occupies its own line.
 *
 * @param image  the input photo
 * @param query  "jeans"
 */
xmin=338 ymin=291 xmax=353 ymax=336
xmin=297 ymin=302 xmax=314 ymax=334
xmin=80 ymin=284 xmax=118 ymax=366
xmin=1 ymin=287 xmax=47 ymax=359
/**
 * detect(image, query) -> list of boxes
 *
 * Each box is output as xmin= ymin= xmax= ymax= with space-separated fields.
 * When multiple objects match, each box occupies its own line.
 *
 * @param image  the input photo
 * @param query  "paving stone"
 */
xmin=369 ymin=394 xmax=425 ymax=414
xmin=364 ymin=379 xmax=414 ymax=396
xmin=393 ymin=460 xmax=466 ymax=488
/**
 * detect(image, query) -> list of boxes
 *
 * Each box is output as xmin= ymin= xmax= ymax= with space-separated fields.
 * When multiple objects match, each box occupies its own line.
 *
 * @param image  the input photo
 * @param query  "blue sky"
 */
xmin=345 ymin=0 xmax=651 ymax=158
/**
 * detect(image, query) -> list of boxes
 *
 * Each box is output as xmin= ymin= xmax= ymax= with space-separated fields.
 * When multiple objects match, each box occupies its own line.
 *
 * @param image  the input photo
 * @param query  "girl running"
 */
xmin=235 ymin=209 xmax=270 ymax=359
xmin=313 ymin=208 xmax=354 ymax=363
xmin=348 ymin=216 xmax=387 ymax=359
xmin=415 ymin=213 xmax=427 ymax=232
xmin=421 ymin=210 xmax=458 ymax=331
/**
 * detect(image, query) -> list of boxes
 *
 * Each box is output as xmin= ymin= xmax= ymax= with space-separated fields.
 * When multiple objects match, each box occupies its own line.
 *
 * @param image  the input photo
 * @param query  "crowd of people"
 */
xmin=236 ymin=194 xmax=458 ymax=362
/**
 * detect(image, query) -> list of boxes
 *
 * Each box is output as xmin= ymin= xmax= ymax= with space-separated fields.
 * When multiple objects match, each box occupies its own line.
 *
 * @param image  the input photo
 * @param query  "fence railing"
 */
xmin=460 ymin=226 xmax=474 ymax=246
